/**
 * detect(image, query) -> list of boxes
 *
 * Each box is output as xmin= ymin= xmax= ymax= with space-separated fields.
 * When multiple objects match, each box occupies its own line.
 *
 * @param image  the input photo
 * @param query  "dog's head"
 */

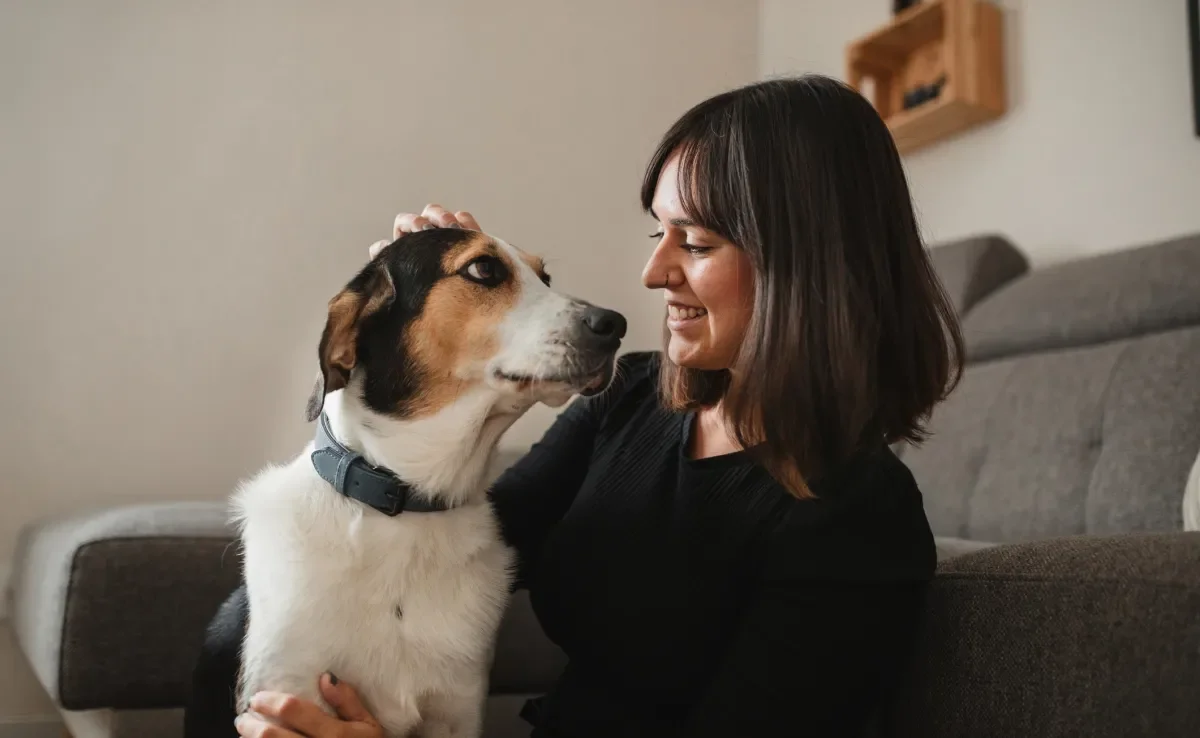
xmin=305 ymin=228 xmax=626 ymax=422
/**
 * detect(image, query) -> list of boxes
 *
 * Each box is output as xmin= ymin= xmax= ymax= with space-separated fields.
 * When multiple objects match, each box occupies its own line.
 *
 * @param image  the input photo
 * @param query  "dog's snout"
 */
xmin=582 ymin=307 xmax=627 ymax=343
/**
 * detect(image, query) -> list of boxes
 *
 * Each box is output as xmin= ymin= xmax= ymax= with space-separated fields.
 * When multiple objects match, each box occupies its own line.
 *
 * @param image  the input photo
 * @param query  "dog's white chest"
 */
xmin=233 ymin=460 xmax=513 ymax=736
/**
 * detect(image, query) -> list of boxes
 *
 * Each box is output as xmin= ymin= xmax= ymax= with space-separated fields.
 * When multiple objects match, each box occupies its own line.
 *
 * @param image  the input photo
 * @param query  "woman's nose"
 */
xmin=642 ymin=240 xmax=675 ymax=289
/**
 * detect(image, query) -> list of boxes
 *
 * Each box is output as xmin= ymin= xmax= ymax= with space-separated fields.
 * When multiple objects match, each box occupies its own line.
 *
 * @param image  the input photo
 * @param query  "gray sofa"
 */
xmin=6 ymin=232 xmax=1200 ymax=738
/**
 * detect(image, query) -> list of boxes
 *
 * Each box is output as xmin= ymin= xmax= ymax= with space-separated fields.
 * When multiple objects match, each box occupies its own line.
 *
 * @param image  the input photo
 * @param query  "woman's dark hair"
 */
xmin=640 ymin=74 xmax=964 ymax=499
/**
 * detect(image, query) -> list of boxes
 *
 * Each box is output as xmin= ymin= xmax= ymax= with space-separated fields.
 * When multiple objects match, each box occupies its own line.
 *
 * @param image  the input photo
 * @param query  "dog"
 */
xmin=183 ymin=226 xmax=625 ymax=738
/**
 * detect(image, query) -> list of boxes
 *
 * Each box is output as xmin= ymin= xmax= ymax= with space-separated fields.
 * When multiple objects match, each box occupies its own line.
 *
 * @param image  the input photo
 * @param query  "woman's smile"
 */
xmin=666 ymin=301 xmax=708 ymax=329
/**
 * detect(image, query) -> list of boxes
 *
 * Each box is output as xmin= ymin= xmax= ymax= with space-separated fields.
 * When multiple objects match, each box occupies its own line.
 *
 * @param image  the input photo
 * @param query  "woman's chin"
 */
xmin=667 ymin=339 xmax=721 ymax=370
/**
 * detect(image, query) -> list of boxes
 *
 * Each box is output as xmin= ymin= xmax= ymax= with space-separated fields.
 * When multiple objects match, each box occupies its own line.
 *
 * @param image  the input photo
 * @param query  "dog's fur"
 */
xmin=184 ymin=227 xmax=624 ymax=738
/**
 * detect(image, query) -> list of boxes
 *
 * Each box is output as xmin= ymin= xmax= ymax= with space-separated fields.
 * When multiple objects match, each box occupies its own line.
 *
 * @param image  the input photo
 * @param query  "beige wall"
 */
xmin=760 ymin=0 xmax=1200 ymax=267
xmin=0 ymin=0 xmax=757 ymax=601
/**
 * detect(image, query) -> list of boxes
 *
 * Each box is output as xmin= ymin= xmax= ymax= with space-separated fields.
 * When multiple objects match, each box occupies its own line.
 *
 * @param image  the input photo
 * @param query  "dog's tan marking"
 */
xmin=307 ymin=265 xmax=396 ymax=420
xmin=323 ymin=291 xmax=362 ymax=375
xmin=325 ymin=269 xmax=395 ymax=375
xmin=403 ymin=234 xmax=523 ymax=417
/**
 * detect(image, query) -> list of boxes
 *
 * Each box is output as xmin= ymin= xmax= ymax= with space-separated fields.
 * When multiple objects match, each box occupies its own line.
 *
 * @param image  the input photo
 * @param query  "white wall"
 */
xmin=760 ymin=0 xmax=1200 ymax=266
xmin=0 ymin=0 xmax=757 ymax=608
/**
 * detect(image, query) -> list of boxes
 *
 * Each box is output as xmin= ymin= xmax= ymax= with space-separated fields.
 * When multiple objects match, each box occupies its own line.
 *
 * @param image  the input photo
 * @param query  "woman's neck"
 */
xmin=688 ymin=402 xmax=742 ymax=460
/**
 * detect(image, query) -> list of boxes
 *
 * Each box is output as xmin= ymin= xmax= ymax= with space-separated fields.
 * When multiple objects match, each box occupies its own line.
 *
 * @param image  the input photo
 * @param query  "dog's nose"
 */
xmin=581 ymin=307 xmax=627 ymax=343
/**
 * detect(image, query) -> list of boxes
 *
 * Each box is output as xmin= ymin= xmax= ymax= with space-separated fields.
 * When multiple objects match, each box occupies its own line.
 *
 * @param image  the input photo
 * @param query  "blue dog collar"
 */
xmin=310 ymin=413 xmax=454 ymax=516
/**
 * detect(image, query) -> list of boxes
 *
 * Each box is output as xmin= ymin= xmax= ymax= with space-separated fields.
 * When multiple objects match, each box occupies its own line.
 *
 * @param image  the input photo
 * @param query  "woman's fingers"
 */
xmin=234 ymin=675 xmax=383 ymax=737
xmin=420 ymin=203 xmax=455 ymax=228
xmin=319 ymin=673 xmax=380 ymax=725
xmin=388 ymin=205 xmax=482 ymax=248
xmin=453 ymin=210 xmax=480 ymax=230
xmin=368 ymin=239 xmax=390 ymax=259
xmin=247 ymin=691 xmax=341 ymax=737
xmin=234 ymin=712 xmax=301 ymax=737
xmin=393 ymin=212 xmax=434 ymax=237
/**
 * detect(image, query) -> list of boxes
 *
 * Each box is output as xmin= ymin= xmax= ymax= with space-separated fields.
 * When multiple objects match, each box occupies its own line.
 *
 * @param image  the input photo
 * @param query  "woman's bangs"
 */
xmin=673 ymin=135 xmax=740 ymax=243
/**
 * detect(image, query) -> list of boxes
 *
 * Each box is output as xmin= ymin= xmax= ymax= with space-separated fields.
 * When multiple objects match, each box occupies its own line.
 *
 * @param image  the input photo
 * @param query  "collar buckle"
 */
xmin=381 ymin=484 xmax=406 ymax=516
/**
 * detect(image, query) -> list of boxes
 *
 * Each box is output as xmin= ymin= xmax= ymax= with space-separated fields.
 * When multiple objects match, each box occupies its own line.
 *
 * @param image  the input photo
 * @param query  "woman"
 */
xmin=236 ymin=74 xmax=963 ymax=738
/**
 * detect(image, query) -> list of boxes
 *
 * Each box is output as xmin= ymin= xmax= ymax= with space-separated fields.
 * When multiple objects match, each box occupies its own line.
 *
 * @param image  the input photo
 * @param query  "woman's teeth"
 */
xmin=668 ymin=305 xmax=708 ymax=321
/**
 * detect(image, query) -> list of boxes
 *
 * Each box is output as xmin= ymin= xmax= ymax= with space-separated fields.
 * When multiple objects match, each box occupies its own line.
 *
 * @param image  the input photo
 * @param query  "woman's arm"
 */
xmin=489 ymin=348 xmax=653 ymax=586
xmin=488 ymin=391 xmax=607 ymax=588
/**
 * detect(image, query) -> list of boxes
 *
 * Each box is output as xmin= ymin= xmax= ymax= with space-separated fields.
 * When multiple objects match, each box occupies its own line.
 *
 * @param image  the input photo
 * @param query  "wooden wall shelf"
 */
xmin=846 ymin=0 xmax=1005 ymax=154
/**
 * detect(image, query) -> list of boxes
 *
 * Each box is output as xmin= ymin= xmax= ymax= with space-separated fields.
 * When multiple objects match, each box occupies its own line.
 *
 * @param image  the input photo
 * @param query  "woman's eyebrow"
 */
xmin=649 ymin=208 xmax=697 ymax=228
xmin=669 ymin=217 xmax=696 ymax=227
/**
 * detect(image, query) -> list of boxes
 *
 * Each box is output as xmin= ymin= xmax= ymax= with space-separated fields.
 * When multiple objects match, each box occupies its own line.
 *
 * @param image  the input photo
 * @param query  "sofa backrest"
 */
xmin=901 ymin=233 xmax=1200 ymax=543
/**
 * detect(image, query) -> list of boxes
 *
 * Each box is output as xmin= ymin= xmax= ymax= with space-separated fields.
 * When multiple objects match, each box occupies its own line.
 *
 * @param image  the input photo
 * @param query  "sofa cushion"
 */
xmin=964 ymin=232 xmax=1200 ymax=363
xmin=902 ymin=234 xmax=1200 ymax=542
xmin=904 ymin=325 xmax=1200 ymax=542
xmin=890 ymin=532 xmax=1200 ymax=738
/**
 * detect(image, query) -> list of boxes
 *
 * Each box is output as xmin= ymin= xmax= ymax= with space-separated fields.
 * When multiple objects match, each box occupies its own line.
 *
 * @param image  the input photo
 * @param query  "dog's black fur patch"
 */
xmin=307 ymin=228 xmax=481 ymax=422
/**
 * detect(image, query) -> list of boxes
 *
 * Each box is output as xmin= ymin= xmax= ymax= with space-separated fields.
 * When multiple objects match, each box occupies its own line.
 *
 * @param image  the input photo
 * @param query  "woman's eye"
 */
xmin=683 ymin=244 xmax=714 ymax=255
xmin=462 ymin=256 xmax=508 ymax=286
xmin=648 ymin=231 xmax=664 ymax=240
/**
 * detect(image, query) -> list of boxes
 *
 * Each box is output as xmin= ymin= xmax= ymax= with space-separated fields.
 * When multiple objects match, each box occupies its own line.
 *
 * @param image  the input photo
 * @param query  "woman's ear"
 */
xmin=305 ymin=266 xmax=396 ymax=422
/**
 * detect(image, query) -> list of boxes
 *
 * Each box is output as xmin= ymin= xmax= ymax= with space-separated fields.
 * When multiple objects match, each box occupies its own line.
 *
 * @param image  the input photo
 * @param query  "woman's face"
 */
xmin=642 ymin=155 xmax=755 ymax=371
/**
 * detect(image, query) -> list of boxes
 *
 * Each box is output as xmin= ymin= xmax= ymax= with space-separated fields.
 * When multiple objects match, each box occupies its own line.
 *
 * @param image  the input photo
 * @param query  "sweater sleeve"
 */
xmin=488 ymin=351 xmax=656 ymax=588
xmin=682 ymin=468 xmax=937 ymax=737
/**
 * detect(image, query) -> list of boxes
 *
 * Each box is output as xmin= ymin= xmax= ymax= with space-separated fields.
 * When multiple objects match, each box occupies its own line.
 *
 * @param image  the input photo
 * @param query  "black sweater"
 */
xmin=488 ymin=352 xmax=936 ymax=738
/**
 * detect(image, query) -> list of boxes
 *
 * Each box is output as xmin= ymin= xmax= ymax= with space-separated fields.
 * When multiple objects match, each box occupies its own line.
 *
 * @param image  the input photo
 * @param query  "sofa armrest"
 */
xmin=7 ymin=502 xmax=240 ymax=711
xmin=890 ymin=532 xmax=1200 ymax=738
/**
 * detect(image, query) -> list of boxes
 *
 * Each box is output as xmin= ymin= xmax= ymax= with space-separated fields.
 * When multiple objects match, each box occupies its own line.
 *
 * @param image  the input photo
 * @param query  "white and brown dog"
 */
xmin=184 ymin=226 xmax=625 ymax=738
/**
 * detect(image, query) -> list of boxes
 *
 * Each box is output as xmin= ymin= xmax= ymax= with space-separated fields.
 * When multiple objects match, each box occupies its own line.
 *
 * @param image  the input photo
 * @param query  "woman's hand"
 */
xmin=368 ymin=203 xmax=482 ymax=258
xmin=234 ymin=673 xmax=382 ymax=738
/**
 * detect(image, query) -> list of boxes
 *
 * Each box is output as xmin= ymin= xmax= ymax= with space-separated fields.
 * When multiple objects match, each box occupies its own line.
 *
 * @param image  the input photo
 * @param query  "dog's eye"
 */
xmin=540 ymin=271 xmax=552 ymax=287
xmin=461 ymin=256 xmax=508 ymax=287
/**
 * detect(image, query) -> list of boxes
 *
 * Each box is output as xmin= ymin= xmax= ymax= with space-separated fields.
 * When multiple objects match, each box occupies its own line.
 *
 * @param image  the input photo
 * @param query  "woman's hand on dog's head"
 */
xmin=369 ymin=204 xmax=483 ymax=259
xmin=234 ymin=673 xmax=382 ymax=738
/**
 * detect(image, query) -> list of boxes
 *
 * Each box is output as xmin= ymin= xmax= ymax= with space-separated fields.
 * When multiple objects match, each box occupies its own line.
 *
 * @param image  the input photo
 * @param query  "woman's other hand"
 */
xmin=368 ymin=204 xmax=482 ymax=258
xmin=234 ymin=673 xmax=383 ymax=738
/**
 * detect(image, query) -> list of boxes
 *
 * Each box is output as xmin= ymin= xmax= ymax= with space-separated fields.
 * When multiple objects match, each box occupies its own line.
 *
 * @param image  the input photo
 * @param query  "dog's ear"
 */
xmin=305 ymin=265 xmax=396 ymax=422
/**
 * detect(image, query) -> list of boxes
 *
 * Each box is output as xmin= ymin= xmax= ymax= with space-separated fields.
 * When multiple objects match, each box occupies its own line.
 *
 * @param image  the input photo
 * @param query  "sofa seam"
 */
xmin=933 ymin=573 xmax=1199 ymax=588
xmin=965 ymin=320 xmax=1200 ymax=367
xmin=1081 ymin=340 xmax=1132 ymax=535
xmin=960 ymin=361 xmax=1018 ymax=539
